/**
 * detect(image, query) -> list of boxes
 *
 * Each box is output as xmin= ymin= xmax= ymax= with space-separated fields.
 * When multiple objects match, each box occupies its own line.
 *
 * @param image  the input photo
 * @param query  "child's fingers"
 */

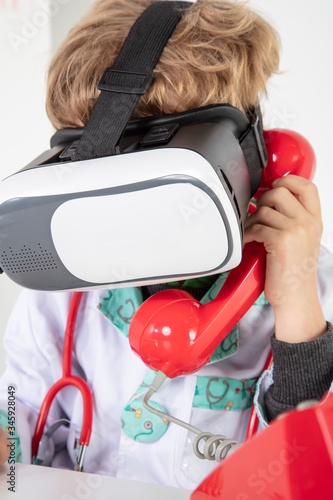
xmin=245 ymin=205 xmax=291 ymax=231
xmin=243 ymin=222 xmax=280 ymax=248
xmin=272 ymin=175 xmax=322 ymax=217
xmin=255 ymin=184 xmax=305 ymax=220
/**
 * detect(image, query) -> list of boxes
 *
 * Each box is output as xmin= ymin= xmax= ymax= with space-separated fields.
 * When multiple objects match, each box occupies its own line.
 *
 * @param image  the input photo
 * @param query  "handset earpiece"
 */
xmin=128 ymin=129 xmax=316 ymax=377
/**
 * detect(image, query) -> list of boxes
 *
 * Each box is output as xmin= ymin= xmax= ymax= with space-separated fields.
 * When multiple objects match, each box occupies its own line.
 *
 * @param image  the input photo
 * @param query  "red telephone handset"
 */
xmin=128 ymin=129 xmax=316 ymax=378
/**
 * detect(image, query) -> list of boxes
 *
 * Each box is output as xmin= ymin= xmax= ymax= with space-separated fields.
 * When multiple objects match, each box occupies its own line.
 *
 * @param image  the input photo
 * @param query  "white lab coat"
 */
xmin=1 ymin=246 xmax=333 ymax=490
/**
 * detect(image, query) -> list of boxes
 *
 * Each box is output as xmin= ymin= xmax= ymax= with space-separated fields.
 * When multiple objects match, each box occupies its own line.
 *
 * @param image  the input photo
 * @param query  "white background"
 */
xmin=0 ymin=0 xmax=333 ymax=374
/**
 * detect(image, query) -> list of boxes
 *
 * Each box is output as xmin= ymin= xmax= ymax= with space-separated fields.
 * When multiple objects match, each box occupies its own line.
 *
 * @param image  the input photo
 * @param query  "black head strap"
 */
xmin=72 ymin=1 xmax=191 ymax=161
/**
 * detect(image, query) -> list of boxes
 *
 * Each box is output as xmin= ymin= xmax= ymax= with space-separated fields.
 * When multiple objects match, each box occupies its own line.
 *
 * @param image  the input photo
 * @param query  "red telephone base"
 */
xmin=191 ymin=392 xmax=333 ymax=499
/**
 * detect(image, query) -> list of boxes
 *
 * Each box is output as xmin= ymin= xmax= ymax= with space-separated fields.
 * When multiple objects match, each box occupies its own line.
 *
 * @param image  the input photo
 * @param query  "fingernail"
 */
xmin=272 ymin=179 xmax=279 ymax=187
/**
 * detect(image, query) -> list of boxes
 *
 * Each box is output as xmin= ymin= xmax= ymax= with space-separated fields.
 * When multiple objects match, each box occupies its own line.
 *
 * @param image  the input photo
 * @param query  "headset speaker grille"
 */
xmin=1 ymin=244 xmax=58 ymax=274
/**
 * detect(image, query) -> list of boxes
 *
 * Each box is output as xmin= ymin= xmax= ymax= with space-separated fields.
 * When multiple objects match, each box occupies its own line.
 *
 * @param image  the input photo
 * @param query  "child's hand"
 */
xmin=0 ymin=426 xmax=10 ymax=464
xmin=243 ymin=175 xmax=327 ymax=343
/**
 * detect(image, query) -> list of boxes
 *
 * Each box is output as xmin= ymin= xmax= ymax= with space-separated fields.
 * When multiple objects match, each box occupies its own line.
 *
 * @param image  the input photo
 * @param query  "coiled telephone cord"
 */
xmin=143 ymin=371 xmax=242 ymax=462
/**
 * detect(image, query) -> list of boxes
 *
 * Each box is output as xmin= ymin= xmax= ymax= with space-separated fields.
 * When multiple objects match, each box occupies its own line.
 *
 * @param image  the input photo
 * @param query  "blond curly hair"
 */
xmin=46 ymin=0 xmax=280 ymax=129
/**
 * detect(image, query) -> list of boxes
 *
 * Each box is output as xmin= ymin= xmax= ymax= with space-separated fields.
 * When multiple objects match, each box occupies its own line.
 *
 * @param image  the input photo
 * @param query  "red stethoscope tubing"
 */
xmin=32 ymin=290 xmax=267 ymax=460
xmin=31 ymin=292 xmax=93 ymax=459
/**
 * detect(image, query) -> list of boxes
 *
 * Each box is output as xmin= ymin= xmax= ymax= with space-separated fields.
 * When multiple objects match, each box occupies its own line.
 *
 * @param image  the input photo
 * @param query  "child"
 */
xmin=0 ymin=0 xmax=332 ymax=490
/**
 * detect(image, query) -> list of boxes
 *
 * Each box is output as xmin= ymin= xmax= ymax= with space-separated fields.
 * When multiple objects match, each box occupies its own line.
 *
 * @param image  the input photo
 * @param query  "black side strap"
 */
xmin=240 ymin=106 xmax=268 ymax=196
xmin=72 ymin=1 xmax=190 ymax=161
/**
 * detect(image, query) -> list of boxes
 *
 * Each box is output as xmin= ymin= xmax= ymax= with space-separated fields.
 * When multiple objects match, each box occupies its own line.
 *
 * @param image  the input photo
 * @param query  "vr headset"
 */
xmin=0 ymin=1 xmax=267 ymax=292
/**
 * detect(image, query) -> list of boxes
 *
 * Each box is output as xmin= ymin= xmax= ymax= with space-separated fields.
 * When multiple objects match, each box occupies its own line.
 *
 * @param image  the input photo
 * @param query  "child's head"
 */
xmin=46 ymin=0 xmax=280 ymax=130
